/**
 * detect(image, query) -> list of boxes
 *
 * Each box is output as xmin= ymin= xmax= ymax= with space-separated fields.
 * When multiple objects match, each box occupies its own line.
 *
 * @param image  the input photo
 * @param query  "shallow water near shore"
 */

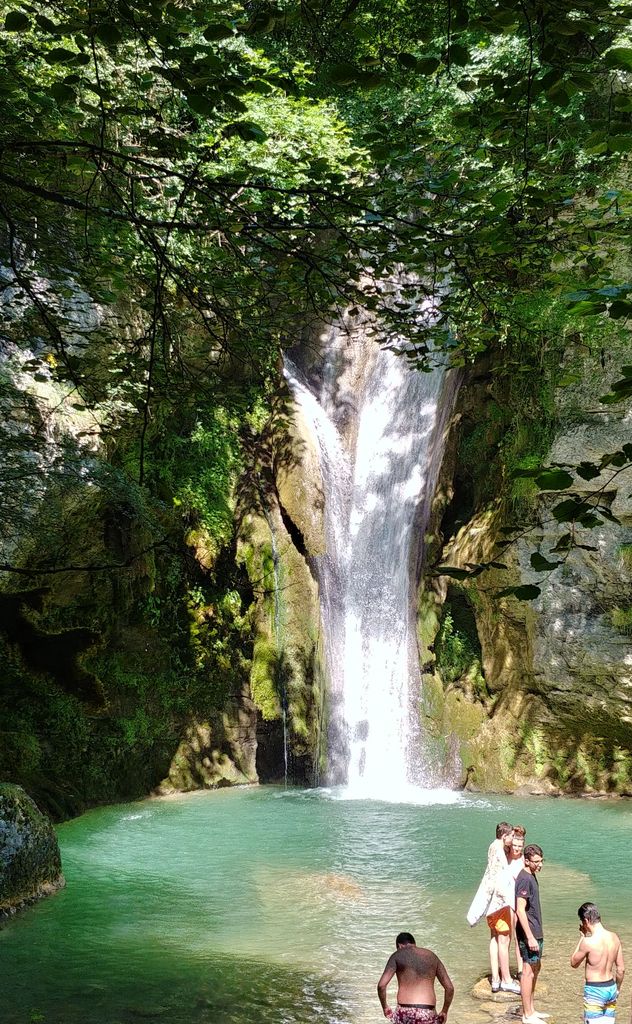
xmin=3 ymin=787 xmax=632 ymax=1024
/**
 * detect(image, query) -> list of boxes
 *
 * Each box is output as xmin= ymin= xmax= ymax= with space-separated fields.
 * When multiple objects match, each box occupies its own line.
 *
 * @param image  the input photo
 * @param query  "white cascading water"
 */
xmin=284 ymin=310 xmax=456 ymax=801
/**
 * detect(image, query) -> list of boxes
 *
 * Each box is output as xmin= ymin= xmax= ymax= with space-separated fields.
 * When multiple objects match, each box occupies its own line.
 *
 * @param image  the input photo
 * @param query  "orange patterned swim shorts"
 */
xmin=486 ymin=906 xmax=512 ymax=934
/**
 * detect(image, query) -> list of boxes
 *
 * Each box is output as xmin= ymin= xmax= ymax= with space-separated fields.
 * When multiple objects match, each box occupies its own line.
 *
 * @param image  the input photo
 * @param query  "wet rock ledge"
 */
xmin=0 ymin=783 xmax=65 ymax=918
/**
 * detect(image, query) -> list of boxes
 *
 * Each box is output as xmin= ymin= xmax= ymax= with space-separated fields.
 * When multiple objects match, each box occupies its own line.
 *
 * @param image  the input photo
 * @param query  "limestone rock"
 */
xmin=471 ymin=978 xmax=548 ymax=1001
xmin=0 ymin=783 xmax=64 ymax=915
xmin=276 ymin=400 xmax=326 ymax=557
xmin=426 ymin=346 xmax=632 ymax=793
xmin=157 ymin=684 xmax=258 ymax=792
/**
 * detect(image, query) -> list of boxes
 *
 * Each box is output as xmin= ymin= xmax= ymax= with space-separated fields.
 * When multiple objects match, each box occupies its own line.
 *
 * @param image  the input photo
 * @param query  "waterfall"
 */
xmin=284 ymin=314 xmax=455 ymax=799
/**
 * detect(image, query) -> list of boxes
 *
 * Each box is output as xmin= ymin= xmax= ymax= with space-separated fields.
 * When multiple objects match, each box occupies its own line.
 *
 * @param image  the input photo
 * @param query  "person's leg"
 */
xmin=520 ymin=961 xmax=536 ymax=1018
xmin=530 ymin=962 xmax=541 ymax=1015
xmin=513 ymin=912 xmax=523 ymax=977
xmin=498 ymin=932 xmax=512 ymax=984
xmin=489 ymin=930 xmax=500 ymax=987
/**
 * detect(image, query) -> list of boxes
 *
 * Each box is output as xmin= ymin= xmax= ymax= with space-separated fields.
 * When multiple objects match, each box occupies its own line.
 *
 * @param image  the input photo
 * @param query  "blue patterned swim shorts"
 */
xmin=584 ymin=979 xmax=617 ymax=1024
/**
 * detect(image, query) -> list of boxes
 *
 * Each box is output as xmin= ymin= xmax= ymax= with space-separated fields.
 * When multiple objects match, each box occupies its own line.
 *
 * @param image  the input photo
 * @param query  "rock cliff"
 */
xmin=0 ymin=784 xmax=64 ymax=916
xmin=422 ymin=341 xmax=632 ymax=794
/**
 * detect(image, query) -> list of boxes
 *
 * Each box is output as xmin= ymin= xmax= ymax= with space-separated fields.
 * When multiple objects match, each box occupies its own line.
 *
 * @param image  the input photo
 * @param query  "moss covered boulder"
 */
xmin=0 ymin=784 xmax=64 ymax=915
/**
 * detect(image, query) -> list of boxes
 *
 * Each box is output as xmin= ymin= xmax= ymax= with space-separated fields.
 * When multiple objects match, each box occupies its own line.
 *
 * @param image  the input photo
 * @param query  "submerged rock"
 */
xmin=0 ymin=783 xmax=64 ymax=916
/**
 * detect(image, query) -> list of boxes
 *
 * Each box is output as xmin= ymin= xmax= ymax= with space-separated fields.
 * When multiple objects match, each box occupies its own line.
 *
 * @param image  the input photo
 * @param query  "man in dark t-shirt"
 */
xmin=515 ymin=844 xmax=546 ymax=1024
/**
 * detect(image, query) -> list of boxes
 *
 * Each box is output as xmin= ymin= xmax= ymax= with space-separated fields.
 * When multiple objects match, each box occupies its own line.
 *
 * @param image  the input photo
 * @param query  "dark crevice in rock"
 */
xmin=278 ymin=501 xmax=308 ymax=561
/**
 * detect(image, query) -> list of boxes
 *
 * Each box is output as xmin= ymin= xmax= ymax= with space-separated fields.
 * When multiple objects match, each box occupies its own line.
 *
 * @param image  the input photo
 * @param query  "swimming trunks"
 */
xmin=392 ymin=1007 xmax=438 ymax=1024
xmin=518 ymin=938 xmax=544 ymax=965
xmin=487 ymin=906 xmax=512 ymax=934
xmin=584 ymin=979 xmax=617 ymax=1023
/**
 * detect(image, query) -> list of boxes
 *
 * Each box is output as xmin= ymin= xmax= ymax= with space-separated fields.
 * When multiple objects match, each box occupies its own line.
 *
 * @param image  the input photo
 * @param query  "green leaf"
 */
xmin=534 ymin=468 xmax=574 ymax=490
xmin=35 ymin=13 xmax=58 ymax=32
xmin=246 ymin=11 xmax=276 ymax=33
xmin=4 ymin=10 xmax=30 ymax=31
xmin=608 ymin=300 xmax=632 ymax=319
xmin=496 ymin=584 xmax=541 ymax=601
xmin=600 ymin=380 xmax=632 ymax=404
xmin=530 ymin=553 xmax=562 ymax=572
xmin=604 ymin=47 xmax=632 ymax=72
xmin=45 ymin=48 xmax=78 ymax=64
xmin=225 ymin=121 xmax=268 ymax=143
xmin=416 ymin=57 xmax=440 ymax=75
xmin=329 ymin=62 xmax=358 ymax=86
xmin=608 ymin=136 xmax=632 ymax=153
xmin=187 ymin=92 xmax=218 ymax=116
xmin=356 ymin=71 xmax=386 ymax=89
xmin=95 ymin=22 xmax=122 ymax=44
xmin=397 ymin=53 xmax=418 ymax=70
xmin=552 ymin=498 xmax=590 ymax=521
xmin=203 ymin=24 xmax=233 ymax=41
xmin=248 ymin=79 xmax=274 ymax=95
xmin=568 ymin=300 xmax=607 ymax=316
xmin=49 ymin=82 xmax=76 ymax=104
xmin=546 ymin=82 xmax=571 ymax=107
xmin=448 ymin=44 xmax=470 ymax=67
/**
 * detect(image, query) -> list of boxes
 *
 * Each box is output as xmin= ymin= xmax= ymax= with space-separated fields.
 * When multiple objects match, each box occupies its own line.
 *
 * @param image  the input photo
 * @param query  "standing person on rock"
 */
xmin=510 ymin=826 xmax=527 ymax=980
xmin=571 ymin=902 xmax=624 ymax=1024
xmin=377 ymin=931 xmax=454 ymax=1024
xmin=515 ymin=844 xmax=547 ymax=1024
xmin=467 ymin=821 xmax=521 ymax=994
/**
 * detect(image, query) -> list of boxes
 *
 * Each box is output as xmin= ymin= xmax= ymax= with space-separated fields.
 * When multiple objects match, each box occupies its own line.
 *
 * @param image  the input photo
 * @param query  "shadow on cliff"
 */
xmin=488 ymin=682 xmax=632 ymax=794
xmin=0 ymin=590 xmax=103 ymax=705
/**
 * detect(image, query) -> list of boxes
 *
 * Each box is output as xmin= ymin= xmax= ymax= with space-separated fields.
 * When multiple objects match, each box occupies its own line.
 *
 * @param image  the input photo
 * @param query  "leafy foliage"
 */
xmin=1 ymin=0 xmax=632 ymax=580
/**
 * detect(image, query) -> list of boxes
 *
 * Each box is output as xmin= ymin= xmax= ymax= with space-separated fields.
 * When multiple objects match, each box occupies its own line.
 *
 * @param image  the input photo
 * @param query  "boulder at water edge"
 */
xmin=0 ymin=783 xmax=65 ymax=916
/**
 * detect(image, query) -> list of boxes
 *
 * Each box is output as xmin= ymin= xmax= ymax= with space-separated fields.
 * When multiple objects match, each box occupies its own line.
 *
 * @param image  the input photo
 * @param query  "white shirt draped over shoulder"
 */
xmin=466 ymin=839 xmax=514 ymax=926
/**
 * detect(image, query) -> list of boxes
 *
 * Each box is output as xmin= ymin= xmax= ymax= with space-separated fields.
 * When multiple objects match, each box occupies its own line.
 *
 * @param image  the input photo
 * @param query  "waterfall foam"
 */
xmin=284 ymin=320 xmax=453 ymax=799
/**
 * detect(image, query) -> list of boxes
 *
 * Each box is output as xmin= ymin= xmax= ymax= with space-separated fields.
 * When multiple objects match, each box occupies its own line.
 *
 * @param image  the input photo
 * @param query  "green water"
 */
xmin=3 ymin=787 xmax=632 ymax=1024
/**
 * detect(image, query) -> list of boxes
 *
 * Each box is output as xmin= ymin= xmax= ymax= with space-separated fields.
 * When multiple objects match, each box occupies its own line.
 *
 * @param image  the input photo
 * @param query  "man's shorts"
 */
xmin=518 ymin=938 xmax=544 ymax=965
xmin=486 ymin=906 xmax=512 ymax=934
xmin=392 ymin=1008 xmax=438 ymax=1024
xmin=584 ymin=979 xmax=617 ymax=1024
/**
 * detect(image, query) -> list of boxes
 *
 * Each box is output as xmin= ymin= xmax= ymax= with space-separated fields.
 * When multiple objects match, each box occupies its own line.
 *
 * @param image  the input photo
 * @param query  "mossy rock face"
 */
xmin=0 ymin=783 xmax=64 ymax=913
xmin=237 ymin=500 xmax=323 ymax=783
xmin=158 ymin=697 xmax=258 ymax=793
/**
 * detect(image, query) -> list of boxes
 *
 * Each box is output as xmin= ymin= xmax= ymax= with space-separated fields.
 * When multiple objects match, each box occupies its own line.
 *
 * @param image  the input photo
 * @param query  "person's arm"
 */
xmin=516 ymin=895 xmax=539 ymax=952
xmin=435 ymin=958 xmax=455 ymax=1023
xmin=615 ymin=940 xmax=625 ymax=991
xmin=570 ymin=935 xmax=588 ymax=969
xmin=377 ymin=958 xmax=396 ymax=1019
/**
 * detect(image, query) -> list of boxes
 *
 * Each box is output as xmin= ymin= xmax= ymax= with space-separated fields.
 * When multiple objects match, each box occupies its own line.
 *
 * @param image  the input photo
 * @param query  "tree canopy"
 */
xmin=1 ymin=0 xmax=632 ymax=585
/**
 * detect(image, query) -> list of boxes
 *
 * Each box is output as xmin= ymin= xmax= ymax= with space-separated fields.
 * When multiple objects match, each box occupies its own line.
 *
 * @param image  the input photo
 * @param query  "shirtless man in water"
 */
xmin=377 ymin=932 xmax=454 ymax=1024
xmin=571 ymin=902 xmax=625 ymax=1024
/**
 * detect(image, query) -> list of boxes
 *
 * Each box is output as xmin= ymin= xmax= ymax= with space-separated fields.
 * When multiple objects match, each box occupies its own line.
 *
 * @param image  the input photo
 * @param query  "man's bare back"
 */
xmin=571 ymin=903 xmax=625 ymax=1024
xmin=575 ymin=926 xmax=624 ymax=983
xmin=378 ymin=934 xmax=454 ymax=1023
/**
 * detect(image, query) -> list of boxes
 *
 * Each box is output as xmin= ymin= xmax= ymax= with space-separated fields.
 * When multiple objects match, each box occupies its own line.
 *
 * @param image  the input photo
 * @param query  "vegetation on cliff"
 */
xmin=1 ymin=0 xmax=632 ymax=809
